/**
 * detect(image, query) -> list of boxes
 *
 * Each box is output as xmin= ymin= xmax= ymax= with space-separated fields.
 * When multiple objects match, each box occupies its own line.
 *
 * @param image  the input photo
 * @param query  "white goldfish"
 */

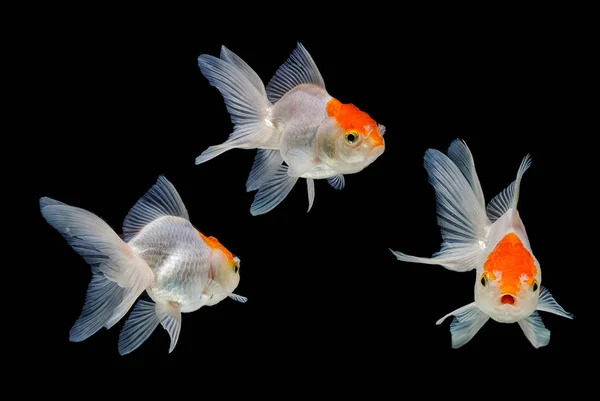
xmin=390 ymin=139 xmax=573 ymax=348
xmin=195 ymin=42 xmax=385 ymax=215
xmin=40 ymin=176 xmax=246 ymax=355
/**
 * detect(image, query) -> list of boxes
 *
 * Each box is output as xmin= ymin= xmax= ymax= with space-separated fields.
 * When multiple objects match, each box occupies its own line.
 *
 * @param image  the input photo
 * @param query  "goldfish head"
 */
xmin=200 ymin=232 xmax=242 ymax=295
xmin=316 ymin=99 xmax=385 ymax=174
xmin=475 ymin=268 xmax=541 ymax=323
xmin=211 ymin=250 xmax=241 ymax=294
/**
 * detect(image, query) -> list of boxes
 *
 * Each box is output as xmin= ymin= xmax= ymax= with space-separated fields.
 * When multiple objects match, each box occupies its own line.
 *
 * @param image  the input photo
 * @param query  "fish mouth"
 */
xmin=500 ymin=294 xmax=515 ymax=305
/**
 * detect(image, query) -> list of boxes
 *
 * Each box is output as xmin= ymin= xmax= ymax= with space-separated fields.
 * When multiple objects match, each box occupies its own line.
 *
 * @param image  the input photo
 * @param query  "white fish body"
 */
xmin=390 ymin=139 xmax=573 ymax=349
xmin=196 ymin=43 xmax=385 ymax=215
xmin=40 ymin=176 xmax=246 ymax=355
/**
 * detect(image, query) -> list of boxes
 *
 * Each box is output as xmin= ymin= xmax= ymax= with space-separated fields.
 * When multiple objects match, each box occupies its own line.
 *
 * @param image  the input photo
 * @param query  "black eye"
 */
xmin=481 ymin=276 xmax=486 ymax=286
xmin=345 ymin=132 xmax=358 ymax=144
xmin=533 ymin=282 xmax=538 ymax=292
xmin=234 ymin=265 xmax=239 ymax=273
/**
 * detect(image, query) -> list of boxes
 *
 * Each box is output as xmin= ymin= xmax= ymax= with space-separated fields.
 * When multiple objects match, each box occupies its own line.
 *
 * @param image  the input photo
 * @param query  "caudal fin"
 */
xmin=195 ymin=46 xmax=276 ymax=165
xmin=40 ymin=197 xmax=154 ymax=343
xmin=390 ymin=139 xmax=490 ymax=272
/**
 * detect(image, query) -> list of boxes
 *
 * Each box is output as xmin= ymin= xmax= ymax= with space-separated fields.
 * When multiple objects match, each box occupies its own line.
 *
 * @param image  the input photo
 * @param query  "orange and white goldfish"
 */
xmin=40 ymin=176 xmax=246 ymax=355
xmin=390 ymin=139 xmax=573 ymax=348
xmin=195 ymin=42 xmax=385 ymax=215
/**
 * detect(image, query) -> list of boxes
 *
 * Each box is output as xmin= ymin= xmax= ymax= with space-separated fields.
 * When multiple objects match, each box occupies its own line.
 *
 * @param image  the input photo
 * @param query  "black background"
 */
xmin=23 ymin=3 xmax=592 ymax=395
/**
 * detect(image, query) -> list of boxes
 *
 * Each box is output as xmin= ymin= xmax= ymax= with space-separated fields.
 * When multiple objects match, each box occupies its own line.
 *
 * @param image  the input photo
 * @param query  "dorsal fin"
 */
xmin=265 ymin=42 xmax=326 ymax=104
xmin=122 ymin=176 xmax=189 ymax=241
xmin=486 ymin=154 xmax=532 ymax=222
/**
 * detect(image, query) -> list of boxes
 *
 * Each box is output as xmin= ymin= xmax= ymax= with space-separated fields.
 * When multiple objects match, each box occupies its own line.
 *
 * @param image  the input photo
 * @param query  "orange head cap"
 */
xmin=476 ymin=232 xmax=540 ymax=323
xmin=316 ymin=98 xmax=385 ymax=174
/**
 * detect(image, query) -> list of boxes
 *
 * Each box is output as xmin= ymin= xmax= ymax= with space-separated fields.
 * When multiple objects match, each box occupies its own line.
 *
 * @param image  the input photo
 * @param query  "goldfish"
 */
xmin=390 ymin=139 xmax=573 ymax=348
xmin=39 ymin=176 xmax=246 ymax=355
xmin=195 ymin=42 xmax=385 ymax=215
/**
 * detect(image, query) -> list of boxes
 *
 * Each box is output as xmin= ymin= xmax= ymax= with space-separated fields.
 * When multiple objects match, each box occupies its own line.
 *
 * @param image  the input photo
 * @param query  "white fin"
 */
xmin=265 ymin=42 xmax=326 ymax=104
xmin=436 ymin=302 xmax=490 ymax=349
xmin=40 ymin=198 xmax=154 ymax=338
xmin=378 ymin=124 xmax=386 ymax=137
xmin=118 ymin=299 xmax=159 ymax=355
xmin=69 ymin=273 xmax=122 ymax=342
xmin=204 ymin=278 xmax=222 ymax=294
xmin=250 ymin=163 xmax=299 ymax=216
xmin=205 ymin=280 xmax=247 ymax=303
xmin=390 ymin=145 xmax=490 ymax=272
xmin=307 ymin=178 xmax=315 ymax=212
xmin=196 ymin=50 xmax=275 ymax=164
xmin=518 ymin=311 xmax=550 ymax=348
xmin=447 ymin=139 xmax=485 ymax=209
xmin=156 ymin=302 xmax=182 ymax=353
xmin=486 ymin=154 xmax=532 ymax=222
xmin=122 ymin=176 xmax=189 ymax=242
xmin=286 ymin=147 xmax=315 ymax=177
xmin=118 ymin=300 xmax=182 ymax=355
xmin=246 ymin=149 xmax=284 ymax=192
xmin=219 ymin=45 xmax=267 ymax=98
xmin=327 ymin=174 xmax=345 ymax=190
xmin=536 ymin=286 xmax=575 ymax=319
xmin=229 ymin=294 xmax=248 ymax=303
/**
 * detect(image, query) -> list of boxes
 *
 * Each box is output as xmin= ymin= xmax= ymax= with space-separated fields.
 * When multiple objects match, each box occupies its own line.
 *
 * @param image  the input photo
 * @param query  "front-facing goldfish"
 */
xmin=390 ymin=139 xmax=573 ymax=349
xmin=40 ymin=176 xmax=246 ymax=355
xmin=195 ymin=42 xmax=385 ymax=215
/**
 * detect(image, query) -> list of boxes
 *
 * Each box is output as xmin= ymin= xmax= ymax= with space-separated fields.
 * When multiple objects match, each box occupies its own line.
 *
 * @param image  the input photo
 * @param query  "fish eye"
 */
xmin=532 ymin=281 xmax=538 ymax=292
xmin=480 ymin=276 xmax=486 ymax=286
xmin=345 ymin=131 xmax=359 ymax=145
xmin=234 ymin=265 xmax=239 ymax=274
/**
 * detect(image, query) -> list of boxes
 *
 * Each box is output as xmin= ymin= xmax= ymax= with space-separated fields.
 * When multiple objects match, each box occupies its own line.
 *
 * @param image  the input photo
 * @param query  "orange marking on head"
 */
xmin=197 ymin=230 xmax=235 ymax=265
xmin=326 ymin=98 xmax=383 ymax=146
xmin=484 ymin=232 xmax=537 ymax=295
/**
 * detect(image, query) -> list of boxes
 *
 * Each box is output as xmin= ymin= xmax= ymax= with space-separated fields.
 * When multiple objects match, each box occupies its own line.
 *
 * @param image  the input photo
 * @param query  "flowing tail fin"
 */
xmin=390 ymin=139 xmax=491 ymax=272
xmin=195 ymin=46 xmax=276 ymax=165
xmin=40 ymin=197 xmax=154 ymax=343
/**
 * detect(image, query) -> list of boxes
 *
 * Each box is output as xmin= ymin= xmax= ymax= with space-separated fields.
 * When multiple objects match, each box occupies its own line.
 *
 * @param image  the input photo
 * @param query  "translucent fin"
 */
xmin=40 ymin=197 xmax=66 ymax=208
xmin=122 ymin=176 xmax=189 ymax=241
xmin=327 ymin=174 xmax=345 ymax=190
xmin=390 ymin=144 xmax=490 ymax=272
xmin=486 ymin=154 xmax=532 ymax=222
xmin=518 ymin=311 xmax=550 ymax=349
xmin=118 ymin=299 xmax=160 ymax=355
xmin=285 ymin=147 xmax=315 ymax=177
xmin=250 ymin=163 xmax=299 ymax=216
xmin=307 ymin=178 xmax=315 ymax=212
xmin=196 ymin=51 xmax=274 ymax=165
xmin=219 ymin=45 xmax=266 ymax=98
xmin=118 ymin=300 xmax=182 ymax=355
xmin=265 ymin=42 xmax=326 ymax=104
xmin=204 ymin=278 xmax=222 ymax=295
xmin=536 ymin=286 xmax=575 ymax=319
xmin=389 ymin=248 xmax=481 ymax=272
xmin=40 ymin=197 xmax=154 ymax=335
xmin=436 ymin=302 xmax=490 ymax=349
xmin=246 ymin=149 xmax=284 ymax=192
xmin=156 ymin=302 xmax=182 ymax=353
xmin=447 ymin=139 xmax=485 ymax=210
xmin=205 ymin=280 xmax=247 ymax=303
xmin=378 ymin=124 xmax=386 ymax=137
xmin=229 ymin=294 xmax=248 ymax=303
xmin=69 ymin=273 xmax=122 ymax=342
